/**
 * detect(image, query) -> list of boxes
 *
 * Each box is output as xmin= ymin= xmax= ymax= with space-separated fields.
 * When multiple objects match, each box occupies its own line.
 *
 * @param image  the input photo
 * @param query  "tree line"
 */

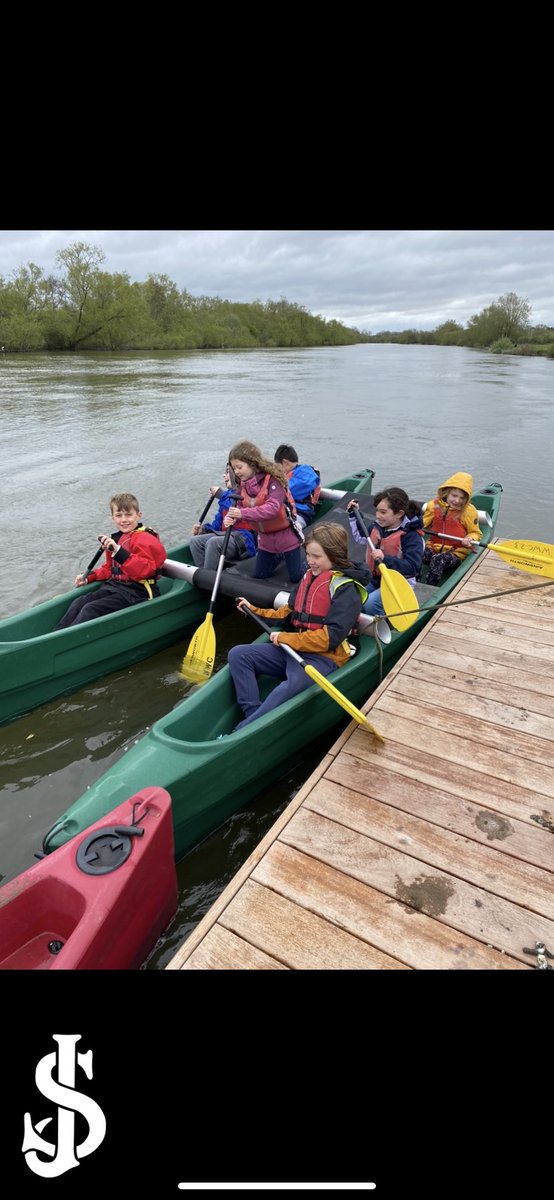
xmin=366 ymin=292 xmax=554 ymax=357
xmin=0 ymin=242 xmax=369 ymax=353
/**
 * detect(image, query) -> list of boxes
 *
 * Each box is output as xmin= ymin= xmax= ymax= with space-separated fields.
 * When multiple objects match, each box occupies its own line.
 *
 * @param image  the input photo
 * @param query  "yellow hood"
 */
xmin=439 ymin=471 xmax=473 ymax=499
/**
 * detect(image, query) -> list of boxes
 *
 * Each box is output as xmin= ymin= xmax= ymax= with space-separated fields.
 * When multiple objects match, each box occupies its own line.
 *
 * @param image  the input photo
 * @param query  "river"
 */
xmin=1 ymin=343 xmax=552 ymax=967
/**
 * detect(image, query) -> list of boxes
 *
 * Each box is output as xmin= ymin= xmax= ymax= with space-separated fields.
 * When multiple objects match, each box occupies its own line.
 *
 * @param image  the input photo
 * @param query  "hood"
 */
xmin=439 ymin=471 xmax=473 ymax=498
xmin=402 ymin=513 xmax=423 ymax=532
xmin=342 ymin=562 xmax=373 ymax=587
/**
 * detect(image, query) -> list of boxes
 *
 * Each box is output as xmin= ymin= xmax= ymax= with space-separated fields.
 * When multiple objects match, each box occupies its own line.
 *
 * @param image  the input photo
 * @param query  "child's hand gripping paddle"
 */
xmin=351 ymin=506 xmax=419 ymax=632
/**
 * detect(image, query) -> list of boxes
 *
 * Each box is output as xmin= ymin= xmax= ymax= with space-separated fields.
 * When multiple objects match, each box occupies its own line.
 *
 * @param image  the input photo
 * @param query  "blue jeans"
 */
xmin=228 ymin=642 xmax=337 ymax=730
xmin=361 ymin=582 xmax=385 ymax=617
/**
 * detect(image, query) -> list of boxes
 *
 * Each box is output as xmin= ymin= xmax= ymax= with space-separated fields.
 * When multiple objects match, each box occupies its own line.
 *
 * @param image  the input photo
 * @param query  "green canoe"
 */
xmin=0 ymin=468 xmax=374 ymax=726
xmin=43 ymin=482 xmax=503 ymax=860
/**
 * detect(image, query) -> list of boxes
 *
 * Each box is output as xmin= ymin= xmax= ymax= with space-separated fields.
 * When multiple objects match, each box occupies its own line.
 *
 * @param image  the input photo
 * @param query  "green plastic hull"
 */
xmin=0 ymin=469 xmax=374 ymax=725
xmin=44 ymin=483 xmax=503 ymax=861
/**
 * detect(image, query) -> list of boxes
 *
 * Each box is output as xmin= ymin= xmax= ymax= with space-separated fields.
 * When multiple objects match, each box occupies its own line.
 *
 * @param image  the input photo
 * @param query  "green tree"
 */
xmin=434 ymin=320 xmax=465 ymax=345
xmin=467 ymin=291 xmax=531 ymax=347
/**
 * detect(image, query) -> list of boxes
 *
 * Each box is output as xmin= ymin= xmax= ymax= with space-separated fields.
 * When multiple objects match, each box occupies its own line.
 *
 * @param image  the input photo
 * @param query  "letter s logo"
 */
xmin=22 ymin=1033 xmax=106 ymax=1178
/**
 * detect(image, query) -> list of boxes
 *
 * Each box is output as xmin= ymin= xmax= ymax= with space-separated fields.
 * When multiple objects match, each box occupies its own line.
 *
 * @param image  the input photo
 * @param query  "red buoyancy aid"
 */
xmin=239 ymin=474 xmax=298 ymax=533
xmin=220 ymin=500 xmax=252 ymax=534
xmin=365 ymin=525 xmax=405 ymax=576
xmin=425 ymin=502 xmax=468 ymax=552
xmin=290 ymin=570 xmax=366 ymax=630
xmin=291 ymin=570 xmax=335 ymax=629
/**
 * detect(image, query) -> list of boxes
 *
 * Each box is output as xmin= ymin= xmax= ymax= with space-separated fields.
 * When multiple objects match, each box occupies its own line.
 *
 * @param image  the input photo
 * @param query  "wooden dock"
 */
xmin=167 ymin=549 xmax=554 ymax=970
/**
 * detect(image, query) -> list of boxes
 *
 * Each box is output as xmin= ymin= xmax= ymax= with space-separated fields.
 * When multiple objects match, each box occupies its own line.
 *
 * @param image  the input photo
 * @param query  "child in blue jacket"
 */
xmin=274 ymin=444 xmax=321 ymax=528
xmin=347 ymin=487 xmax=423 ymax=617
xmin=190 ymin=470 xmax=257 ymax=571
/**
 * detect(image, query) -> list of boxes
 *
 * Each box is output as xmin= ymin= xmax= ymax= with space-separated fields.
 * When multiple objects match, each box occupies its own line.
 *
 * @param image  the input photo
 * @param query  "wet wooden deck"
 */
xmin=167 ymin=548 xmax=554 ymax=971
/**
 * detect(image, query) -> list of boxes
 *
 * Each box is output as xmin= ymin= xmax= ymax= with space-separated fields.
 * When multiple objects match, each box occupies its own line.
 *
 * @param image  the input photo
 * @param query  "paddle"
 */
xmin=84 ymin=532 xmax=122 ymax=575
xmin=241 ymin=606 xmax=385 ymax=741
xmin=351 ymin=507 xmax=419 ymax=632
xmin=197 ymin=491 xmax=219 ymax=526
xmin=180 ymin=524 xmax=234 ymax=683
xmin=424 ymin=532 xmax=554 ymax=579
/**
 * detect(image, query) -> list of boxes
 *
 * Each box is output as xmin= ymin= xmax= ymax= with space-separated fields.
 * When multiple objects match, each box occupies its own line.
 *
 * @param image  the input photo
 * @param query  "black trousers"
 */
xmin=54 ymin=583 xmax=152 ymax=629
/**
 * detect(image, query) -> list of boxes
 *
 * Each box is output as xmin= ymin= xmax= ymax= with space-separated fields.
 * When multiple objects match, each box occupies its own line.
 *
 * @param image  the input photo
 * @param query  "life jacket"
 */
xmin=110 ymin=525 xmax=162 ymax=599
xmin=365 ymin=524 xmax=406 ymax=578
xmin=240 ymin=474 xmax=299 ymax=534
xmin=425 ymin=503 xmax=468 ymax=553
xmin=215 ymin=491 xmax=253 ymax=535
xmin=290 ymin=570 xmax=368 ymax=633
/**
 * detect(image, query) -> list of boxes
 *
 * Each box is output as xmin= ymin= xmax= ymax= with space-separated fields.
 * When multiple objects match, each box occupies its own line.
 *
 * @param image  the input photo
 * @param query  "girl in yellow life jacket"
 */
xmin=227 ymin=523 xmax=371 ymax=732
xmin=422 ymin=471 xmax=482 ymax=585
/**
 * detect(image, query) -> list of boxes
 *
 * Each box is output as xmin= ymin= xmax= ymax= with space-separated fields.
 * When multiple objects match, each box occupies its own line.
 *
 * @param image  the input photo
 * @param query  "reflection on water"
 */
xmin=1 ymin=344 xmax=553 ymax=965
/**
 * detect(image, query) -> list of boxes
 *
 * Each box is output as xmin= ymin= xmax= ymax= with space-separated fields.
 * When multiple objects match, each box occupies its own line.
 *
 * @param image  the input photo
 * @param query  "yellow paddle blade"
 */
xmin=379 ymin=566 xmax=419 ymax=632
xmin=304 ymin=664 xmax=385 ymax=742
xmin=487 ymin=539 xmax=554 ymax=579
xmin=180 ymin=613 xmax=216 ymax=683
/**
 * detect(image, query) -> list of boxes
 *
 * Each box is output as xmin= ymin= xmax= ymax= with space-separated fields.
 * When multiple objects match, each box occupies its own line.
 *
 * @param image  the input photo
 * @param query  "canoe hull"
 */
xmin=0 ymin=788 xmax=177 ymax=970
xmin=44 ymin=484 xmax=503 ymax=861
xmin=0 ymin=470 xmax=375 ymax=726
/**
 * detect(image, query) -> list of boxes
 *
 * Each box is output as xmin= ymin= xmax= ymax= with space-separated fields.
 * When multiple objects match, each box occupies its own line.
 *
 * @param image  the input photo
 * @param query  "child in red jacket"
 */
xmin=55 ymin=492 xmax=166 ymax=628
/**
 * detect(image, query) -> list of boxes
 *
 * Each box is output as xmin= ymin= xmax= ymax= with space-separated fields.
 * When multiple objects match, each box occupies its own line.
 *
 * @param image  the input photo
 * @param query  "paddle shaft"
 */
xmin=241 ymin=606 xmax=305 ymax=663
xmin=424 ymin=531 xmax=480 ymax=548
xmin=206 ymin=524 xmax=233 ymax=613
xmin=85 ymin=531 xmax=122 ymax=574
xmin=352 ymin=506 xmax=378 ymax=553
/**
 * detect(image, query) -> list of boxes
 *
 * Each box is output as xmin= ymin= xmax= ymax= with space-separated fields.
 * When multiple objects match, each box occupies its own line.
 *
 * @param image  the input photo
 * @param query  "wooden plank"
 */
xmin=166 ymin=753 xmax=335 ymax=968
xmin=345 ymin=725 xmax=554 ymax=829
xmin=402 ymin=657 xmax=554 ymax=719
xmin=220 ymin=879 xmax=409 ymax=970
xmin=376 ymin=694 xmax=554 ymax=780
xmin=280 ymin=808 xmax=554 ymax=963
xmin=182 ymin=924 xmax=288 ymax=970
xmin=444 ymin=599 xmax=554 ymax=638
xmin=387 ymin=673 xmax=554 ymax=748
xmin=440 ymin=607 xmax=554 ymax=647
xmin=426 ymin=616 xmax=554 ymax=663
xmin=253 ymin=842 xmax=528 ymax=970
xmin=462 ymin=580 xmax=554 ymax=621
xmin=324 ymin=753 xmax=553 ymax=871
xmin=305 ymin=778 xmax=554 ymax=919
xmin=412 ymin=641 xmax=554 ymax=699
xmin=424 ymin=627 xmax=554 ymax=681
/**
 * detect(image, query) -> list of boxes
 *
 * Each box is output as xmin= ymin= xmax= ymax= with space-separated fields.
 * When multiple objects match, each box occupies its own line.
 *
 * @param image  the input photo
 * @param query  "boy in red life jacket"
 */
xmin=227 ymin=523 xmax=371 ymax=731
xmin=190 ymin=468 xmax=257 ymax=570
xmin=274 ymin=443 xmax=321 ymax=529
xmin=54 ymin=492 xmax=166 ymax=628
xmin=226 ymin=439 xmax=305 ymax=583
xmin=421 ymin=471 xmax=482 ymax=585
xmin=347 ymin=486 xmax=424 ymax=617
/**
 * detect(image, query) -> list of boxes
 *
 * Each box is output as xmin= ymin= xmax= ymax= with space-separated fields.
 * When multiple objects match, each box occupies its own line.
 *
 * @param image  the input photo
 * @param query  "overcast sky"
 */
xmin=1 ymin=229 xmax=552 ymax=332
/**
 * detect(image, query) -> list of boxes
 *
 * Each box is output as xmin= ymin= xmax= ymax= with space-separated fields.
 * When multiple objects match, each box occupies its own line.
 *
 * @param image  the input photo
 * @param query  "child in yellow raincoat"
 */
xmin=421 ymin=471 xmax=482 ymax=585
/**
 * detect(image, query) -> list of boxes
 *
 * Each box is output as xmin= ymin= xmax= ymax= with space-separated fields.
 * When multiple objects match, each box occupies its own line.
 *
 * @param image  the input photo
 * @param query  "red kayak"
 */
xmin=0 ymin=787 xmax=177 ymax=970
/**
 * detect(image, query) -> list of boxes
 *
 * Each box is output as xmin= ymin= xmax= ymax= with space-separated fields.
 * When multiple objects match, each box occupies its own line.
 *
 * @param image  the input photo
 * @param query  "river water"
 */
xmin=1 ymin=343 xmax=552 ymax=967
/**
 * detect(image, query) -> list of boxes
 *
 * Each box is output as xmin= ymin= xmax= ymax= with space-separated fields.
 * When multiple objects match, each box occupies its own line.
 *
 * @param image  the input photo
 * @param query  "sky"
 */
xmin=0 ymin=229 xmax=553 ymax=333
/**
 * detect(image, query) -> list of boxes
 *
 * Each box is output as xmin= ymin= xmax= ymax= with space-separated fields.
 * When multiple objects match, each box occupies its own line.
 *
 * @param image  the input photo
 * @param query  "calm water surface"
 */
xmin=1 ymin=344 xmax=552 ymax=967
